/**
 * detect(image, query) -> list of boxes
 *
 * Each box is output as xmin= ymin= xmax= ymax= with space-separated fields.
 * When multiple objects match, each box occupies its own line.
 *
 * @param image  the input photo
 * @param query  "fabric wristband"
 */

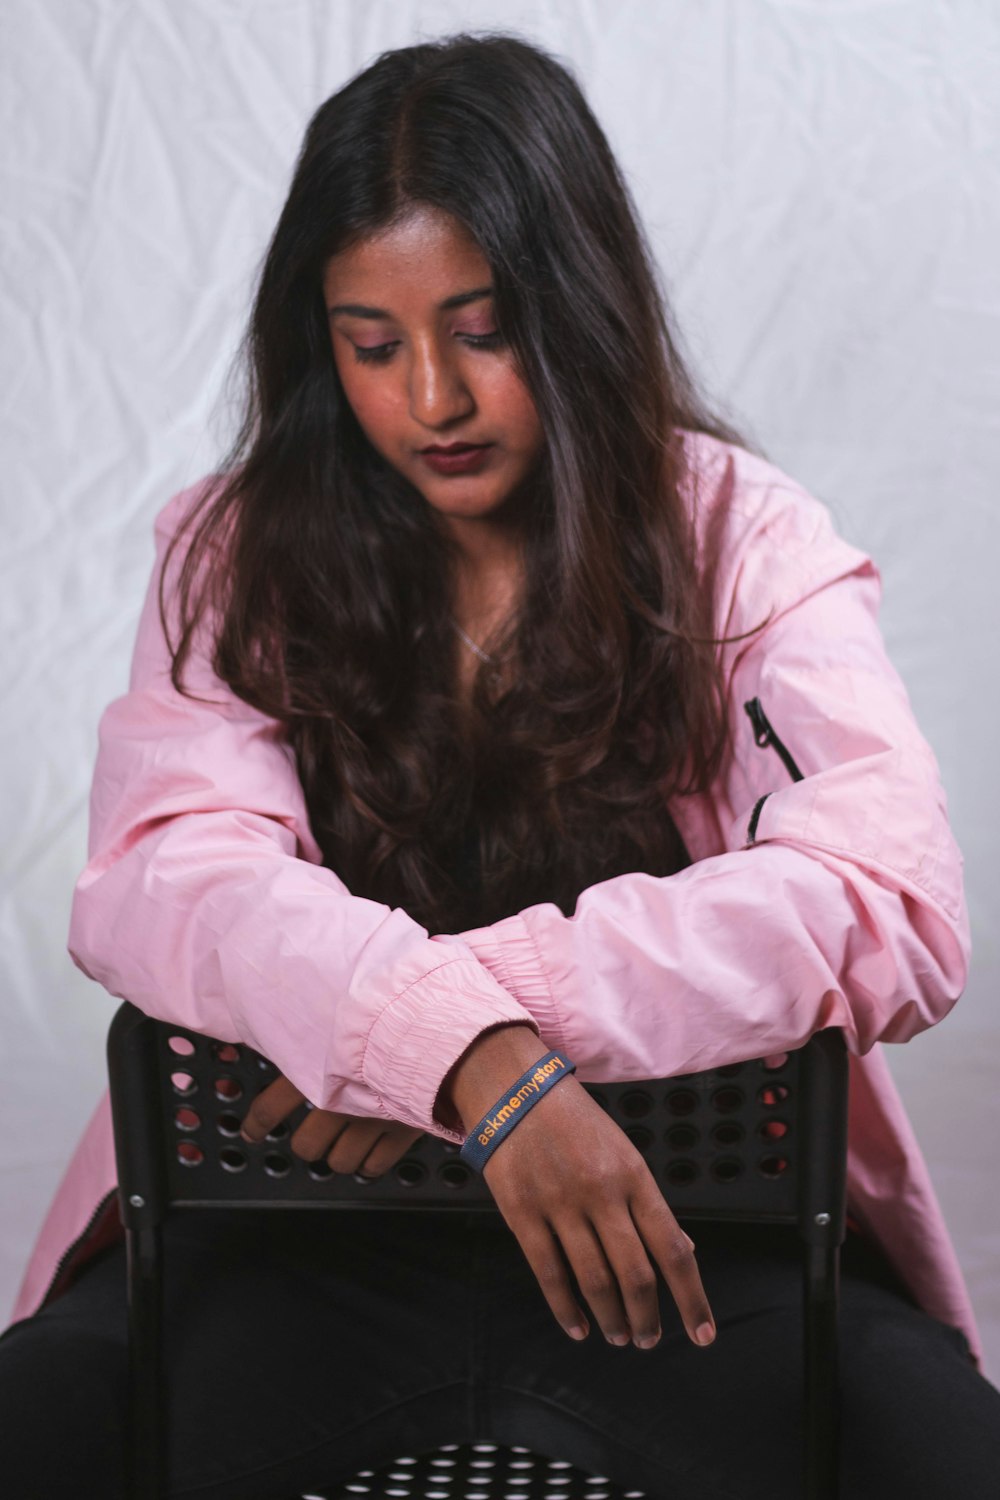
xmin=459 ymin=1050 xmax=577 ymax=1173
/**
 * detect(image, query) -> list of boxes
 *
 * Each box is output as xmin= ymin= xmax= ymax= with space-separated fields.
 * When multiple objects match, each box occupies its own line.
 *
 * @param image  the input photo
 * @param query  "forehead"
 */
xmin=322 ymin=205 xmax=490 ymax=303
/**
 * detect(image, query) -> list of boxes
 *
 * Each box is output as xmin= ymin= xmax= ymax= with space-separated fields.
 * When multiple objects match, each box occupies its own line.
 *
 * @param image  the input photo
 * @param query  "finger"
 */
xmin=354 ymin=1126 xmax=425 ymax=1178
xmin=239 ymin=1076 xmax=305 ymax=1142
xmin=288 ymin=1110 xmax=350 ymax=1162
xmin=327 ymin=1121 xmax=390 ymax=1175
xmin=593 ymin=1211 xmax=663 ymax=1349
xmin=631 ymin=1185 xmax=716 ymax=1348
xmin=507 ymin=1217 xmax=591 ymax=1342
xmin=561 ymin=1218 xmax=632 ymax=1346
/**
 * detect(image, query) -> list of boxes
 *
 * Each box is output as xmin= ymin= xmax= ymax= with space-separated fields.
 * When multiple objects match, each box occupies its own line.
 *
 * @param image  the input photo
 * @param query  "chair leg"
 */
xmin=126 ymin=1223 xmax=165 ymax=1500
xmin=803 ymin=1243 xmax=841 ymax=1500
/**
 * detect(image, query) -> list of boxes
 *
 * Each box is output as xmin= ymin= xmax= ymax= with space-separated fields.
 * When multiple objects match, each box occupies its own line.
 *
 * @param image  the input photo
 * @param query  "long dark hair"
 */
xmin=164 ymin=32 xmax=772 ymax=932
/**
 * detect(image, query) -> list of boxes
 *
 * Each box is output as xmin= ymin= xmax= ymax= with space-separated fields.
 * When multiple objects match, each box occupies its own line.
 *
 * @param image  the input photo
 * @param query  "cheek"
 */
xmin=334 ymin=356 xmax=402 ymax=448
xmin=490 ymin=367 xmax=544 ymax=454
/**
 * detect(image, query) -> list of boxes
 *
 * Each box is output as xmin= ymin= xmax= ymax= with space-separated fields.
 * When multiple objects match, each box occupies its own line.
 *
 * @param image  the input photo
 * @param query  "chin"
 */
xmin=423 ymin=483 xmax=512 ymax=514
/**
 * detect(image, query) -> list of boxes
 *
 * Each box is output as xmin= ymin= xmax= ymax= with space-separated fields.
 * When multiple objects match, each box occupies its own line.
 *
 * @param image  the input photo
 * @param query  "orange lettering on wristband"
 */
xmin=476 ymin=1055 xmax=567 ymax=1146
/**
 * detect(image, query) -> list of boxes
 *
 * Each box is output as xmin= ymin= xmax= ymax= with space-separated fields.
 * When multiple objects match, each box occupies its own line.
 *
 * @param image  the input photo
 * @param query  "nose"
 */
xmin=408 ymin=339 xmax=475 ymax=429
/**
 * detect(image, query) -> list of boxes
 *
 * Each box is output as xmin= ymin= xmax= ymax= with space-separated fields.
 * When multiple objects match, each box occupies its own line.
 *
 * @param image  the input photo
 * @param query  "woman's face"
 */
xmin=322 ymin=205 xmax=545 ymax=541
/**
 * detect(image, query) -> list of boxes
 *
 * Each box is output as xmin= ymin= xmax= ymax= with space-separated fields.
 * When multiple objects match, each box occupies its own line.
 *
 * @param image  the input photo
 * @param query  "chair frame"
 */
xmin=107 ymin=1000 xmax=849 ymax=1500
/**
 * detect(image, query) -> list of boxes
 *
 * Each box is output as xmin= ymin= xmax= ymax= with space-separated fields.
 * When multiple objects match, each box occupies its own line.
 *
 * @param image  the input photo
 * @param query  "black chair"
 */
xmin=107 ymin=1000 xmax=849 ymax=1500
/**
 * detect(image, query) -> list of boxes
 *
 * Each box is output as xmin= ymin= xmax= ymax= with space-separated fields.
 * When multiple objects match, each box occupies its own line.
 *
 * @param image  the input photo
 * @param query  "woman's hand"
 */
xmin=442 ymin=1025 xmax=717 ymax=1351
xmin=239 ymin=1075 xmax=425 ymax=1177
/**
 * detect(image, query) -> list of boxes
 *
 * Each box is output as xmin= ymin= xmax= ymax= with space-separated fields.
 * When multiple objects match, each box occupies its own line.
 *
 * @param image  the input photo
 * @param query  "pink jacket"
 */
xmin=6 ymin=431 xmax=982 ymax=1370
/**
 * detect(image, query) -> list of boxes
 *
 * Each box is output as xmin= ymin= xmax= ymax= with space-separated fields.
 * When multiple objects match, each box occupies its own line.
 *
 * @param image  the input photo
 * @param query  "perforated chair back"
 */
xmin=107 ymin=1001 xmax=848 ymax=1499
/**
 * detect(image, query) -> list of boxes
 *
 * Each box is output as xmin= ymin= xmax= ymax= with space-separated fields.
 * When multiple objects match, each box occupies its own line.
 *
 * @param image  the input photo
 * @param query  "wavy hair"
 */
xmin=164 ymin=32 xmax=772 ymax=932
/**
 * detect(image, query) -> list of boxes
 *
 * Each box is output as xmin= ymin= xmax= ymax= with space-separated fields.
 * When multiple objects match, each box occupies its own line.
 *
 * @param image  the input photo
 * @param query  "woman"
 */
xmin=2 ymin=31 xmax=998 ymax=1500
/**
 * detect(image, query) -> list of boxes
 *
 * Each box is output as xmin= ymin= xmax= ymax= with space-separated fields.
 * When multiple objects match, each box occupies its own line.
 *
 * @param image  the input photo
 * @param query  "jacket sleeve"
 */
xmin=458 ymin=477 xmax=972 ymax=1079
xmin=68 ymin=481 xmax=539 ymax=1137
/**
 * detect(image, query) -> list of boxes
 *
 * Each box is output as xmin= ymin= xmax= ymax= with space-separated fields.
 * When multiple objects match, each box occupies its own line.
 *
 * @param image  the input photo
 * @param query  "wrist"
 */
xmin=459 ymin=1048 xmax=577 ymax=1172
xmin=437 ymin=1022 xmax=547 ymax=1133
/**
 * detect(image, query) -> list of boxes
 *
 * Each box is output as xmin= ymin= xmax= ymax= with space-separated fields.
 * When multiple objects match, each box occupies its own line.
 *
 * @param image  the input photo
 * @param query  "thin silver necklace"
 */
xmin=452 ymin=621 xmax=497 ymax=669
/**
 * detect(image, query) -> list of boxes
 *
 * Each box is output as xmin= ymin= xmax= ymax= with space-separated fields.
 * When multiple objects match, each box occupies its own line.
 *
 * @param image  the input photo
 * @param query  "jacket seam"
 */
xmin=743 ymin=831 xmax=960 ymax=923
xmin=727 ymin=548 xmax=872 ymax=684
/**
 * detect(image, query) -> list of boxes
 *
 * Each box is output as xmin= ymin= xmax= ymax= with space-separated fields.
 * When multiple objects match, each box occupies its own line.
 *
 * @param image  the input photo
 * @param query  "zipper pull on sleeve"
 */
xmin=744 ymin=694 xmax=773 ymax=749
xmin=743 ymin=696 xmax=806 ymax=784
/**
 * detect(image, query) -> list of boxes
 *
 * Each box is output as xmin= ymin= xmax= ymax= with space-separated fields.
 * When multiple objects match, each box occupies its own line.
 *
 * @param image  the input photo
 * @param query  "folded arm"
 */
xmin=69 ymin=482 xmax=539 ymax=1138
xmin=458 ymin=486 xmax=971 ymax=1079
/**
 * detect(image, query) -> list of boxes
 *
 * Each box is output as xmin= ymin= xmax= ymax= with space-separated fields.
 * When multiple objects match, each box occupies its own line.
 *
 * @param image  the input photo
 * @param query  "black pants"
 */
xmin=1 ymin=1207 xmax=998 ymax=1500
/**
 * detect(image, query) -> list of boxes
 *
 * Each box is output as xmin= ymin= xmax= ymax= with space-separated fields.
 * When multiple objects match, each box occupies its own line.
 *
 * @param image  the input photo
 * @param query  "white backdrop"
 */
xmin=3 ymin=0 xmax=998 ymax=1379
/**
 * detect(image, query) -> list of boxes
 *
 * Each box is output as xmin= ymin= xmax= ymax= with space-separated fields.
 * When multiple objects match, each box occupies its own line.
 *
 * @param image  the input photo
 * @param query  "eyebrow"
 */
xmin=328 ymin=285 xmax=494 ymax=319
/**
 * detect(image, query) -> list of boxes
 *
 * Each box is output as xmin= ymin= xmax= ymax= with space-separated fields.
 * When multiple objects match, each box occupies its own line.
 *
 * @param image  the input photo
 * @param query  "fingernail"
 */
xmin=635 ymin=1334 xmax=660 ymax=1350
xmin=695 ymin=1322 xmax=716 ymax=1346
xmin=607 ymin=1332 xmax=630 ymax=1347
xmin=567 ymin=1325 xmax=588 ymax=1341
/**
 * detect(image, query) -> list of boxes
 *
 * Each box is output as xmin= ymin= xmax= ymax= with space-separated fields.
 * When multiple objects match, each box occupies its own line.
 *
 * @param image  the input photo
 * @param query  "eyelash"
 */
xmin=352 ymin=330 xmax=505 ymax=365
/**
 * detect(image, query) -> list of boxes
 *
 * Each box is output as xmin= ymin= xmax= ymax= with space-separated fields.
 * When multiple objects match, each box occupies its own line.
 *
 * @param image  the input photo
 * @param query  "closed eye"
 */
xmin=460 ymin=330 xmax=504 ymax=350
xmin=351 ymin=330 xmax=505 ymax=365
xmin=352 ymin=341 xmax=398 ymax=364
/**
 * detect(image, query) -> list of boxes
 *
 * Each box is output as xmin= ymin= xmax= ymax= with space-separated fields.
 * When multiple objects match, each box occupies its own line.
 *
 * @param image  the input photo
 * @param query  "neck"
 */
xmin=448 ymin=529 xmax=525 ymax=635
xmin=436 ymin=467 xmax=536 ymax=603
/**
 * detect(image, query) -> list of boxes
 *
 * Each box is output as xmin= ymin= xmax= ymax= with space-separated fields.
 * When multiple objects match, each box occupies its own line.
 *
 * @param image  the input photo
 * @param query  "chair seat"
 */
xmin=297 ymin=1442 xmax=645 ymax=1500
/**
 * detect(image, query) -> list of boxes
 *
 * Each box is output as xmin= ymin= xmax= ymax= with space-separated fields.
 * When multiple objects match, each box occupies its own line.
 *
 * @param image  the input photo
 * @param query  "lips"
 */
xmin=420 ymin=443 xmax=490 ymax=455
xmin=418 ymin=442 xmax=494 ymax=475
